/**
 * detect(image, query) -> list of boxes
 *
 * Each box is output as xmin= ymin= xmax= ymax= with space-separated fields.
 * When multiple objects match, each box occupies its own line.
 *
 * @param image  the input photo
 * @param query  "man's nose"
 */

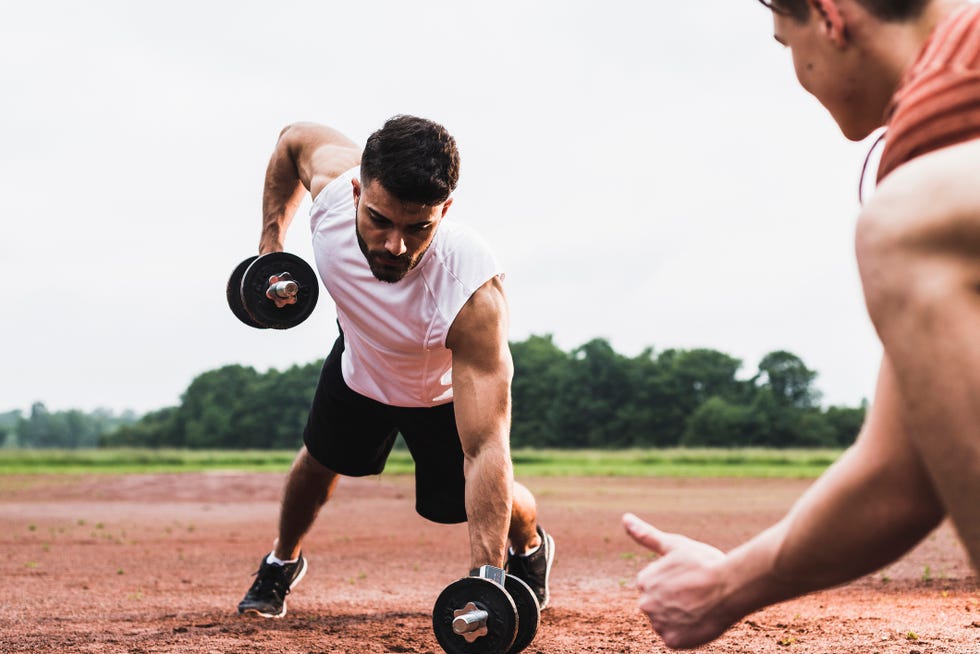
xmin=385 ymin=232 xmax=407 ymax=257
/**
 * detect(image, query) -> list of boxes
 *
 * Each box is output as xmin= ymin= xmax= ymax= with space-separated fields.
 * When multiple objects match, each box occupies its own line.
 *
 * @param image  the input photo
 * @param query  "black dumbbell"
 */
xmin=432 ymin=565 xmax=540 ymax=654
xmin=226 ymin=252 xmax=319 ymax=329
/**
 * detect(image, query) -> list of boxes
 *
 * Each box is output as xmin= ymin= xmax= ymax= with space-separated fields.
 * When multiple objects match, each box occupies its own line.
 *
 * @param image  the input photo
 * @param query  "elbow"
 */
xmin=462 ymin=434 xmax=513 ymax=480
xmin=463 ymin=433 xmax=511 ymax=464
xmin=277 ymin=123 xmax=302 ymax=143
xmin=276 ymin=122 xmax=318 ymax=151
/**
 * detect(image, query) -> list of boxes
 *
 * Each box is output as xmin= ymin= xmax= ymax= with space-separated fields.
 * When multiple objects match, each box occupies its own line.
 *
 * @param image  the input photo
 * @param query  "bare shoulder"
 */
xmin=279 ymin=122 xmax=362 ymax=199
xmin=863 ymin=139 xmax=980 ymax=248
xmin=446 ymin=277 xmax=511 ymax=366
xmin=870 ymin=139 xmax=980 ymax=221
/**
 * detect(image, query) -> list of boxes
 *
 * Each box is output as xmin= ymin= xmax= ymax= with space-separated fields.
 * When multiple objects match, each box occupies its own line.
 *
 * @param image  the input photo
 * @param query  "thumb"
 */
xmin=622 ymin=513 xmax=672 ymax=555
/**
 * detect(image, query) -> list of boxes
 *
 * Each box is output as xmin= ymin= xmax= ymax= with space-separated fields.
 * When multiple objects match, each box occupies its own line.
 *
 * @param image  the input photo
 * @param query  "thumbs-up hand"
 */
xmin=622 ymin=513 xmax=737 ymax=650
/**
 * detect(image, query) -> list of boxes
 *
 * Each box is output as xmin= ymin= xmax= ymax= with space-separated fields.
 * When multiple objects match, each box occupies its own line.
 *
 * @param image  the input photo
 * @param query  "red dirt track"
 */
xmin=1 ymin=472 xmax=977 ymax=653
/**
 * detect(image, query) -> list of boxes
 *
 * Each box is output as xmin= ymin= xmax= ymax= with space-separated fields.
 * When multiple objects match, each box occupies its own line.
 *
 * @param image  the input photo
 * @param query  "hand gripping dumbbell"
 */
xmin=226 ymin=252 xmax=319 ymax=329
xmin=432 ymin=565 xmax=540 ymax=654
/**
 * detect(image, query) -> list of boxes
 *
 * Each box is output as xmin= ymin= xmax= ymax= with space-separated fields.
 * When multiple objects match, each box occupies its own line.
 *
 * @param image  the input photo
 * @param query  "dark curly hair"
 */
xmin=759 ymin=0 xmax=930 ymax=22
xmin=360 ymin=115 xmax=460 ymax=205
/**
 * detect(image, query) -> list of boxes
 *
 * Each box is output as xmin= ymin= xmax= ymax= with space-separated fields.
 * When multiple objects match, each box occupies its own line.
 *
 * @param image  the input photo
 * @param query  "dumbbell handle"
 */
xmin=453 ymin=608 xmax=489 ymax=635
xmin=267 ymin=280 xmax=299 ymax=299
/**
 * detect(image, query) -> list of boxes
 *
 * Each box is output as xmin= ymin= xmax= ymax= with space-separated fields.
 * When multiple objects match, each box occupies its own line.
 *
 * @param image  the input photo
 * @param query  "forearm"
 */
xmin=625 ymin=360 xmax=949 ymax=650
xmin=259 ymin=128 xmax=307 ymax=254
xmin=717 ymin=442 xmax=943 ymax=621
xmin=463 ymin=434 xmax=514 ymax=569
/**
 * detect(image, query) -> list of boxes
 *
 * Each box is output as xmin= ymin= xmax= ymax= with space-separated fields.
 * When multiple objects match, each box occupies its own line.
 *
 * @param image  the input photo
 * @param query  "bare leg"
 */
xmin=273 ymin=446 xmax=340 ymax=560
xmin=507 ymin=482 xmax=541 ymax=554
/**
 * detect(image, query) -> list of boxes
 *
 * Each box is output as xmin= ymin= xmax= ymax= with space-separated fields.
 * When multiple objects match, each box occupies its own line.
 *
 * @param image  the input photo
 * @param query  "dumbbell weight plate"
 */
xmin=433 ymin=577 xmax=518 ymax=654
xmin=227 ymin=256 xmax=267 ymax=329
xmin=504 ymin=575 xmax=540 ymax=654
xmin=239 ymin=252 xmax=319 ymax=330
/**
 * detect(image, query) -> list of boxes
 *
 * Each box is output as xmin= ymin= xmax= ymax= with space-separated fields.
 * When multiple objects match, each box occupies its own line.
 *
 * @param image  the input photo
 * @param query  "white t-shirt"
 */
xmin=309 ymin=166 xmax=503 ymax=407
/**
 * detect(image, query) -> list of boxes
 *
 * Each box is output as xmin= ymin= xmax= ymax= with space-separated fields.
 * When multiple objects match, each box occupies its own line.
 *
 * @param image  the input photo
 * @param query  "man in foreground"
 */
xmin=237 ymin=116 xmax=554 ymax=619
xmin=625 ymin=0 xmax=980 ymax=648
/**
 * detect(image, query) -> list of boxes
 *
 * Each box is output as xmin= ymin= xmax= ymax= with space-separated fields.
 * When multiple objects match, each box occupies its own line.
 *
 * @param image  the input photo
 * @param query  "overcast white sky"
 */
xmin=2 ymin=1 xmax=889 ymax=415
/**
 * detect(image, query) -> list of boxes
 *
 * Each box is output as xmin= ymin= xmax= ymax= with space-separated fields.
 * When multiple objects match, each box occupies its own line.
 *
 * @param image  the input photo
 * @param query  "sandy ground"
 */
xmin=0 ymin=472 xmax=977 ymax=653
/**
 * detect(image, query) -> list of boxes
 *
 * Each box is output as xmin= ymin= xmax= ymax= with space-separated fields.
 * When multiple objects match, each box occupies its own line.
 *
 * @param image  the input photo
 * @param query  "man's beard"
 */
xmin=355 ymin=222 xmax=417 ymax=283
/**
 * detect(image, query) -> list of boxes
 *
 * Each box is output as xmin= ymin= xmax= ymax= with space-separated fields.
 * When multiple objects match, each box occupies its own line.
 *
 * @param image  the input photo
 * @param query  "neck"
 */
xmin=859 ymin=1 xmax=965 ymax=89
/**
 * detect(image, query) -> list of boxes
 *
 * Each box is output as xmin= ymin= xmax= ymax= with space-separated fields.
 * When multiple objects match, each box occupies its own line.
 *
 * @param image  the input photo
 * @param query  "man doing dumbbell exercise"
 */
xmin=237 ymin=116 xmax=555 ymax=622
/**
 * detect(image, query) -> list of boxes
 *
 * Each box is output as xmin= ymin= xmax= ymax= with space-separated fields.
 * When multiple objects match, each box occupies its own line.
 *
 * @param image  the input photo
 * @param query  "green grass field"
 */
xmin=0 ymin=447 xmax=842 ymax=477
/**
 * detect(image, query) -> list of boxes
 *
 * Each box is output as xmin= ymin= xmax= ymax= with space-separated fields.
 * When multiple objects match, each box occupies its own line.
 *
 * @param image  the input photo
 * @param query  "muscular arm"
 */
xmin=258 ymin=122 xmax=360 ymax=254
xmin=625 ymin=356 xmax=945 ymax=649
xmin=857 ymin=139 xmax=980 ymax=568
xmin=446 ymin=276 xmax=515 ymax=569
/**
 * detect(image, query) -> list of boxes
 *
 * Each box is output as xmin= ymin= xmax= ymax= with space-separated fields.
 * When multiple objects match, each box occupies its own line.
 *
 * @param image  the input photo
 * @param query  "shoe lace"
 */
xmin=249 ymin=564 xmax=291 ymax=599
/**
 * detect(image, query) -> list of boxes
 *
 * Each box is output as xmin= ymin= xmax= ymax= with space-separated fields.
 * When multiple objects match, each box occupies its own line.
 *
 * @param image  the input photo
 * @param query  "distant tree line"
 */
xmin=4 ymin=335 xmax=867 ymax=450
xmin=102 ymin=361 xmax=322 ymax=450
xmin=510 ymin=336 xmax=865 ymax=449
xmin=1 ymin=405 xmax=138 ymax=449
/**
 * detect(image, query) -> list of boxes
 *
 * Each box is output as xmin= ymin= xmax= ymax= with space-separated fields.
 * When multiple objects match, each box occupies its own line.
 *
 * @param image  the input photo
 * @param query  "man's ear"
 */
xmin=810 ymin=0 xmax=848 ymax=47
xmin=351 ymin=177 xmax=361 ymax=202
xmin=441 ymin=197 xmax=453 ymax=217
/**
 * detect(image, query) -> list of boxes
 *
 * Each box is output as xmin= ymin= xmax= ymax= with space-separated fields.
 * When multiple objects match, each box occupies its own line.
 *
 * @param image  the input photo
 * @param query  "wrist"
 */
xmin=714 ymin=529 xmax=795 ymax=623
xmin=258 ymin=237 xmax=283 ymax=255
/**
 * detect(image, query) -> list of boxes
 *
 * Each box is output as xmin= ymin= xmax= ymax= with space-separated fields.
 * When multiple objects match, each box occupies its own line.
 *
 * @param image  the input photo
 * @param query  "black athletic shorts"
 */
xmin=303 ymin=332 xmax=467 ymax=524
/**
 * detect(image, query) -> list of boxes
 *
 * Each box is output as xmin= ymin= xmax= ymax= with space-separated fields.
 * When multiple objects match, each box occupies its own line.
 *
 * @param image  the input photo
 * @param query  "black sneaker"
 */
xmin=506 ymin=525 xmax=555 ymax=609
xmin=238 ymin=552 xmax=308 ymax=618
